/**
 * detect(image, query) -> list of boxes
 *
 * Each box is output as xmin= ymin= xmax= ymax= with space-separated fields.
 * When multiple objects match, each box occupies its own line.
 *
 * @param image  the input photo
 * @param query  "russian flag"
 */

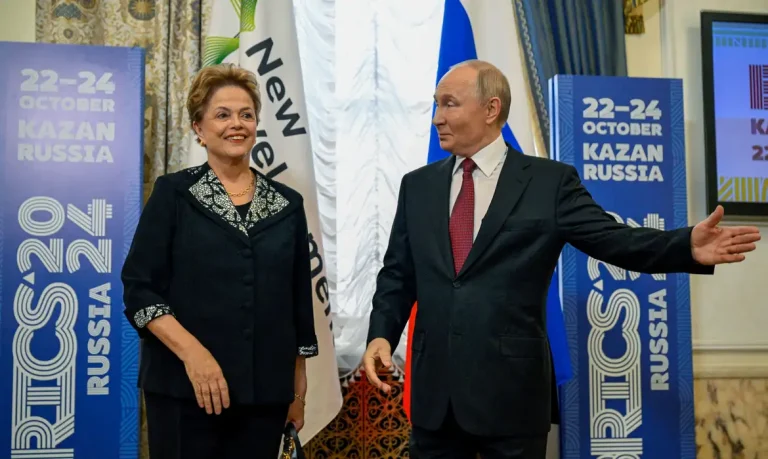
xmin=403 ymin=0 xmax=573 ymax=420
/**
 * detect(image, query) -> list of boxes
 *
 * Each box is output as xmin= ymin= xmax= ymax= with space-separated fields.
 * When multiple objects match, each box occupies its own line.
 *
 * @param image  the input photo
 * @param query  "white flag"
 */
xmin=190 ymin=0 xmax=343 ymax=443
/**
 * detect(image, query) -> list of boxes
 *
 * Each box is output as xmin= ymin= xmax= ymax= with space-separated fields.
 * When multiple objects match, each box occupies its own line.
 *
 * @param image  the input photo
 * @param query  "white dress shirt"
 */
xmin=449 ymin=134 xmax=508 ymax=241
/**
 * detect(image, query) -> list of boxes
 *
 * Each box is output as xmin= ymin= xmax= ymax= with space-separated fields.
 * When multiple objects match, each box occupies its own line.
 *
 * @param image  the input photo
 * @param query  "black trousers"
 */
xmin=144 ymin=391 xmax=289 ymax=459
xmin=409 ymin=403 xmax=548 ymax=459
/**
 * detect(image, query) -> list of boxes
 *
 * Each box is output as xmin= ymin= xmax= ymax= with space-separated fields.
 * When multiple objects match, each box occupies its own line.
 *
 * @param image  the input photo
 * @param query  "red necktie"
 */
xmin=449 ymin=158 xmax=476 ymax=275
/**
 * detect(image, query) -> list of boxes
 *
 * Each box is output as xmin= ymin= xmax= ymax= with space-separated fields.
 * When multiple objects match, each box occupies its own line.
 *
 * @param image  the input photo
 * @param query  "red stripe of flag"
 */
xmin=403 ymin=302 xmax=417 ymax=421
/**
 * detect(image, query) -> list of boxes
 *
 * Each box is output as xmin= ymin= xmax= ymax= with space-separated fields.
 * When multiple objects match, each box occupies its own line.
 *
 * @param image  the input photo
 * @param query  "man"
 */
xmin=363 ymin=60 xmax=761 ymax=459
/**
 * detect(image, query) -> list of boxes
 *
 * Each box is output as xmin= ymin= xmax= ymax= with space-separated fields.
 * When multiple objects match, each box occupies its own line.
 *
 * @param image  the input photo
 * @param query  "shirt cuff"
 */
xmin=298 ymin=344 xmax=318 ymax=357
xmin=134 ymin=304 xmax=174 ymax=328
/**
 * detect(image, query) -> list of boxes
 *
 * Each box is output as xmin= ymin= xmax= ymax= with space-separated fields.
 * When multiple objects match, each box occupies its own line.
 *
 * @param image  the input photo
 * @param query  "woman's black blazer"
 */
xmin=121 ymin=162 xmax=318 ymax=406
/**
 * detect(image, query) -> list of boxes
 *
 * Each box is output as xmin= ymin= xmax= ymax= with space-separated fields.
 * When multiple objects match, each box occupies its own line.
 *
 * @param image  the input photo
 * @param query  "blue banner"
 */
xmin=549 ymin=75 xmax=694 ymax=458
xmin=0 ymin=42 xmax=144 ymax=458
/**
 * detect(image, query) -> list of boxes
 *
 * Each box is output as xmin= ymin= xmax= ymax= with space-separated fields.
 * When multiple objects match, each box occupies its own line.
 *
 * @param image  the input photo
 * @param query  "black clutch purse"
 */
xmin=280 ymin=423 xmax=306 ymax=459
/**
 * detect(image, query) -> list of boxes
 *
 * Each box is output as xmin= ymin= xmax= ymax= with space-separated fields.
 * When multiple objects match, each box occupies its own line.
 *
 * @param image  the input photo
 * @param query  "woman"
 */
xmin=121 ymin=64 xmax=318 ymax=458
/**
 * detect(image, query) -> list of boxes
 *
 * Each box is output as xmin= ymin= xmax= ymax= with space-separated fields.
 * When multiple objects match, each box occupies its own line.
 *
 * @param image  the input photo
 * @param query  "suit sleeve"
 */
xmin=293 ymin=203 xmax=319 ymax=358
xmin=121 ymin=176 xmax=177 ymax=339
xmin=556 ymin=165 xmax=714 ymax=275
xmin=367 ymin=175 xmax=418 ymax=351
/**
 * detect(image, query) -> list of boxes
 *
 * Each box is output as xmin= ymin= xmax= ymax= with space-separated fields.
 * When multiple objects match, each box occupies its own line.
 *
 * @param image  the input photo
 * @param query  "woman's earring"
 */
xmin=197 ymin=137 xmax=206 ymax=147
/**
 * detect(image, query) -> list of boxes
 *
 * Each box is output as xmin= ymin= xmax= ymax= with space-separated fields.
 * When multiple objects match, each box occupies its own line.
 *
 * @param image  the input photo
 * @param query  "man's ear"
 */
xmin=485 ymin=97 xmax=502 ymax=126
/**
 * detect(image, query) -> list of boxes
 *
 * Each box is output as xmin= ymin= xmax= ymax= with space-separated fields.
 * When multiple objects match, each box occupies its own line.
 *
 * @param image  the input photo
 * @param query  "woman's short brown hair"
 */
xmin=187 ymin=63 xmax=262 ymax=125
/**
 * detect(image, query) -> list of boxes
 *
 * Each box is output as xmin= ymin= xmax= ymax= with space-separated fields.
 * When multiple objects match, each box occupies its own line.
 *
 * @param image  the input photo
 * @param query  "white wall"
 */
xmin=0 ymin=0 xmax=35 ymax=42
xmin=627 ymin=0 xmax=768 ymax=377
xmin=626 ymin=0 xmax=664 ymax=78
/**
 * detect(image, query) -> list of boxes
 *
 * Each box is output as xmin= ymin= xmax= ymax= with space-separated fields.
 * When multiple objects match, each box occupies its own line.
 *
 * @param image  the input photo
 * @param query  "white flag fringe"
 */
xmin=189 ymin=0 xmax=343 ymax=444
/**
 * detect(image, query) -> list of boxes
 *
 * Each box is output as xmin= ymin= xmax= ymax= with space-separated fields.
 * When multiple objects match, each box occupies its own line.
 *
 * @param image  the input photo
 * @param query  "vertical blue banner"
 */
xmin=0 ymin=42 xmax=144 ymax=458
xmin=549 ymin=75 xmax=694 ymax=459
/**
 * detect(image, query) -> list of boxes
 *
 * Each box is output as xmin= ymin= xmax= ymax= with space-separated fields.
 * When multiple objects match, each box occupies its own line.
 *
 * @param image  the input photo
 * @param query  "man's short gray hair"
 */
xmin=450 ymin=60 xmax=511 ymax=127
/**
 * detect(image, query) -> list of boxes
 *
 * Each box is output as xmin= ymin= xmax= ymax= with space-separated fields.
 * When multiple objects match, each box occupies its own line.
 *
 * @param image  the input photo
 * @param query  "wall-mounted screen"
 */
xmin=701 ymin=11 xmax=768 ymax=219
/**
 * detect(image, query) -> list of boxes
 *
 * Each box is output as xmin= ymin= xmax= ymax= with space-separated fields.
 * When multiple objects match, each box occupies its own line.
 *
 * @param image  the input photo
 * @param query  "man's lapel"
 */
xmin=456 ymin=148 xmax=532 ymax=279
xmin=431 ymin=156 xmax=458 ymax=278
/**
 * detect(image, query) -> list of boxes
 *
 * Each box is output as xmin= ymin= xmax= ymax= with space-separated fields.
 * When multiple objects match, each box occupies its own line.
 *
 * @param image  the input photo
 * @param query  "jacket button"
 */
xmin=243 ymin=329 xmax=252 ymax=338
xmin=242 ymin=275 xmax=254 ymax=285
xmin=241 ymin=301 xmax=251 ymax=310
xmin=452 ymin=281 xmax=461 ymax=288
xmin=241 ymin=248 xmax=252 ymax=258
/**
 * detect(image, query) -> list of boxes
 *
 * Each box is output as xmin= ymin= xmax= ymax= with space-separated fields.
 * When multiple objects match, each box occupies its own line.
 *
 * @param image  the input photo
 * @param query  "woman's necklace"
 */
xmin=227 ymin=174 xmax=255 ymax=198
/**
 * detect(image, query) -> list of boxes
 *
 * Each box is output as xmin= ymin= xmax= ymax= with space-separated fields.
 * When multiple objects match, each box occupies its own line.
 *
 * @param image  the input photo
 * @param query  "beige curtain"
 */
xmin=36 ymin=0 xmax=212 ymax=203
xmin=35 ymin=1 xmax=212 ymax=457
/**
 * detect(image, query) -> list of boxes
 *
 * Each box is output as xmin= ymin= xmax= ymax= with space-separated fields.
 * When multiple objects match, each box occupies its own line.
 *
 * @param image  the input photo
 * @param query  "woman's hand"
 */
xmin=286 ymin=396 xmax=305 ymax=431
xmin=287 ymin=356 xmax=307 ymax=430
xmin=142 ymin=315 xmax=230 ymax=415
xmin=181 ymin=343 xmax=230 ymax=415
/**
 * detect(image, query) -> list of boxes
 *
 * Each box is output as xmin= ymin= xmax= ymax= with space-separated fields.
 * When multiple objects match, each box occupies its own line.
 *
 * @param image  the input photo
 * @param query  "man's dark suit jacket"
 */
xmin=121 ymin=162 xmax=318 ymax=406
xmin=367 ymin=145 xmax=713 ymax=437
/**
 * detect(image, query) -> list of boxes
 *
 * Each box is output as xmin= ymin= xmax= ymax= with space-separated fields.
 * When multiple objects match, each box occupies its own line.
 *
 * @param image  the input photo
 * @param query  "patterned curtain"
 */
xmin=36 ymin=0 xmax=213 ymax=204
xmin=513 ymin=0 xmax=628 ymax=156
